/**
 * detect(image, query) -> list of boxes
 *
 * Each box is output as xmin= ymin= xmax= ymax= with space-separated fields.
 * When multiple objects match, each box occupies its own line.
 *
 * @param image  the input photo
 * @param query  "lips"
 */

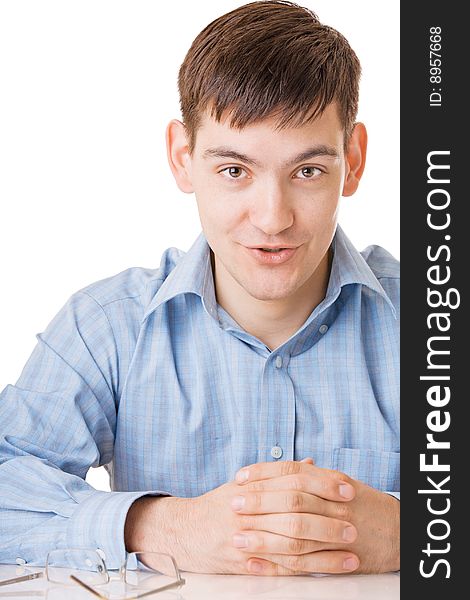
xmin=245 ymin=246 xmax=298 ymax=265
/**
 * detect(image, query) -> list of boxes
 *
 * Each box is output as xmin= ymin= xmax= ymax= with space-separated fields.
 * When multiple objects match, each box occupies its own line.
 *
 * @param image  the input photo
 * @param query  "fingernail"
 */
xmin=236 ymin=469 xmax=249 ymax=483
xmin=233 ymin=534 xmax=249 ymax=548
xmin=343 ymin=526 xmax=356 ymax=542
xmin=231 ymin=496 xmax=246 ymax=510
xmin=343 ymin=556 xmax=359 ymax=571
xmin=249 ymin=561 xmax=263 ymax=573
xmin=339 ymin=484 xmax=354 ymax=499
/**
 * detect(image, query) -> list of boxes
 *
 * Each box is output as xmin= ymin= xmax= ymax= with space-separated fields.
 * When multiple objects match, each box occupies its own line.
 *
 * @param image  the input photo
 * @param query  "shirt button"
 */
xmin=271 ymin=445 xmax=283 ymax=459
xmin=275 ymin=356 xmax=283 ymax=368
xmin=319 ymin=324 xmax=329 ymax=334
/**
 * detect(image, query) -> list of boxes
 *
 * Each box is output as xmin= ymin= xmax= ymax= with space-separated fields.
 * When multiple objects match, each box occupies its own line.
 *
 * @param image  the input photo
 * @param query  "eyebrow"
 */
xmin=202 ymin=144 xmax=340 ymax=168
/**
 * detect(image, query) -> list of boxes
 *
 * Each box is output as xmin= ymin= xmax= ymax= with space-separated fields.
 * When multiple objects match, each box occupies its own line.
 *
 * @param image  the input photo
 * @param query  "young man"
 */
xmin=0 ymin=1 xmax=399 ymax=576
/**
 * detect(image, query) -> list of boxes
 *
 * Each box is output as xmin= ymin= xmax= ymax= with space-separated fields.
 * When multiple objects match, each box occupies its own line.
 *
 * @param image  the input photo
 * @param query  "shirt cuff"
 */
xmin=66 ymin=490 xmax=169 ymax=568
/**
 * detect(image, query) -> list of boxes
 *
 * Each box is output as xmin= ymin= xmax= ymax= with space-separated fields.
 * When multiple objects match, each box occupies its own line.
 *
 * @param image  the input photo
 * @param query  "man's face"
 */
xmin=183 ymin=103 xmax=354 ymax=303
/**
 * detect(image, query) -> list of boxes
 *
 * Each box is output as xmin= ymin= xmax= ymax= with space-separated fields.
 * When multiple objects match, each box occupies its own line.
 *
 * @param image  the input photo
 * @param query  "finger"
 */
xmin=233 ymin=529 xmax=323 ymax=555
xmin=300 ymin=457 xmax=315 ymax=464
xmin=240 ymin=512 xmax=357 ymax=544
xmin=245 ymin=558 xmax=298 ymax=576
xmin=246 ymin=551 xmax=360 ymax=575
xmin=236 ymin=460 xmax=303 ymax=483
xmin=240 ymin=472 xmax=355 ymax=502
xmin=231 ymin=490 xmax=334 ymax=516
xmin=235 ymin=461 xmax=355 ymax=500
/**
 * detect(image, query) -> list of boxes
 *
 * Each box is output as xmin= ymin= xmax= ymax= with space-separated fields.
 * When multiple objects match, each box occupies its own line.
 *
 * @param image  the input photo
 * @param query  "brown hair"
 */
xmin=178 ymin=1 xmax=361 ymax=153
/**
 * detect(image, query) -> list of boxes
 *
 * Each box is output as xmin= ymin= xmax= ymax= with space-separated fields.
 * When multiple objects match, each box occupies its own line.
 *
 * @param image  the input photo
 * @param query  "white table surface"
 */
xmin=0 ymin=565 xmax=399 ymax=600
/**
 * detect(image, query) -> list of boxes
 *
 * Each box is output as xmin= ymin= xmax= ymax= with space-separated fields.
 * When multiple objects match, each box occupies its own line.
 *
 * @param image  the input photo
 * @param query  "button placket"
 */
xmin=266 ymin=352 xmax=294 ymax=462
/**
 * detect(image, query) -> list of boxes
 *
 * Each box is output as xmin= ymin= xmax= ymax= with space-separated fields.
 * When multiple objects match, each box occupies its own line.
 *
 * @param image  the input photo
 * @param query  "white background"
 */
xmin=0 ymin=1 xmax=399 ymax=490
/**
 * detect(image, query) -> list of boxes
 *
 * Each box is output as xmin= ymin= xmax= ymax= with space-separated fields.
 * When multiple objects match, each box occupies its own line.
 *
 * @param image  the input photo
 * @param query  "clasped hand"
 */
xmin=139 ymin=458 xmax=400 ymax=576
xmin=224 ymin=458 xmax=400 ymax=575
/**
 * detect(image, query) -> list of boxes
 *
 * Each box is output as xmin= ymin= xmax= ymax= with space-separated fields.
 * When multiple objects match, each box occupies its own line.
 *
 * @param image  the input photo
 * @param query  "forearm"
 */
xmin=0 ymin=455 xmax=158 ymax=568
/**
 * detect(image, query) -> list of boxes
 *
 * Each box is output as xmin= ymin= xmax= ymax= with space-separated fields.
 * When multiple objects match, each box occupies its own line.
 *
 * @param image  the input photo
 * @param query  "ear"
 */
xmin=342 ymin=122 xmax=367 ymax=197
xmin=166 ymin=119 xmax=194 ymax=193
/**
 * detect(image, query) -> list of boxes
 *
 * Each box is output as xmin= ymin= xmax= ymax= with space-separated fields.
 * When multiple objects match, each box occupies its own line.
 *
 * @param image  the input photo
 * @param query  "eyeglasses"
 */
xmin=0 ymin=548 xmax=185 ymax=599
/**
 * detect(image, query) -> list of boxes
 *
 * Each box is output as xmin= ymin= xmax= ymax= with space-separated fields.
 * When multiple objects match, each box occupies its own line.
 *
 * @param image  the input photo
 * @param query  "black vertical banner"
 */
xmin=401 ymin=2 xmax=465 ymax=597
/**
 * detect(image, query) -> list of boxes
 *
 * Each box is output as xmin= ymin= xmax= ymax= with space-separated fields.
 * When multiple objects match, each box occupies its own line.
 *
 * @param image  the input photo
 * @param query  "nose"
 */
xmin=248 ymin=180 xmax=294 ymax=235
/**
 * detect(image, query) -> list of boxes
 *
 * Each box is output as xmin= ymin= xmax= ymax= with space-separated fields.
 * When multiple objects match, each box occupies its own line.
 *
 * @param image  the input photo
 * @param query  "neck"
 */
xmin=213 ymin=249 xmax=332 ymax=351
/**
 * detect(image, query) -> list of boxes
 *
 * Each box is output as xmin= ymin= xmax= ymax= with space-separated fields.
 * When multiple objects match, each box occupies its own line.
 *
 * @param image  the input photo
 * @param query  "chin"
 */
xmin=243 ymin=282 xmax=297 ymax=302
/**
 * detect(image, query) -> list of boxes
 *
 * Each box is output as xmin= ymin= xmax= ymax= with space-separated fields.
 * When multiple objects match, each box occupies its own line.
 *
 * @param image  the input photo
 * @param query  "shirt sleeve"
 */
xmin=0 ymin=291 xmax=166 ymax=568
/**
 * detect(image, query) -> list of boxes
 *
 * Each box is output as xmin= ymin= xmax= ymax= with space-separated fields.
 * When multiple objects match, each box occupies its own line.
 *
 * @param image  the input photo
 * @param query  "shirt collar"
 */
xmin=142 ymin=225 xmax=396 ymax=324
xmin=141 ymin=231 xmax=216 ymax=323
xmin=328 ymin=225 xmax=397 ymax=318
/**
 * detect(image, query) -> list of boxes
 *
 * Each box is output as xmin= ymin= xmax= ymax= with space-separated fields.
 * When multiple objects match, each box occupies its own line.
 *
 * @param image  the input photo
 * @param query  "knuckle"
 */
xmin=287 ymin=536 xmax=304 ymax=554
xmin=319 ymin=477 xmax=333 ymax=495
xmin=286 ymin=492 xmax=304 ymax=512
xmin=328 ymin=469 xmax=342 ymax=479
xmin=247 ymin=480 xmax=265 ymax=492
xmin=280 ymin=461 xmax=301 ymax=477
xmin=287 ymin=515 xmax=304 ymax=538
xmin=325 ymin=523 xmax=337 ymax=541
xmin=287 ymin=475 xmax=304 ymax=492
xmin=250 ymin=492 xmax=262 ymax=511
xmin=239 ymin=515 xmax=256 ymax=530
xmin=334 ymin=502 xmax=350 ymax=520
xmin=285 ymin=554 xmax=303 ymax=571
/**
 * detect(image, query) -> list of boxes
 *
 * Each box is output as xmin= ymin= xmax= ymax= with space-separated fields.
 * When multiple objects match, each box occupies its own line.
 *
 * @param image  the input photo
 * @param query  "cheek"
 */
xmin=298 ymin=192 xmax=340 ymax=228
xmin=197 ymin=192 xmax=248 ymax=229
xmin=195 ymin=194 xmax=244 ymax=243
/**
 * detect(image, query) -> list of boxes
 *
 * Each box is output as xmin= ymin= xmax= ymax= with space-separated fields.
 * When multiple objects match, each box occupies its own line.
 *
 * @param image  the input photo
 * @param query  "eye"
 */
xmin=294 ymin=166 xmax=323 ymax=179
xmin=219 ymin=166 xmax=247 ymax=179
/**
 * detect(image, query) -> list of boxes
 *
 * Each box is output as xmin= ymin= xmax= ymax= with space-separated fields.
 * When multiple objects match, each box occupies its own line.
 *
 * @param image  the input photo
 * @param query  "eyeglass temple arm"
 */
xmin=130 ymin=577 xmax=186 ymax=598
xmin=0 ymin=572 xmax=43 ymax=587
xmin=70 ymin=575 xmax=108 ymax=599
xmin=70 ymin=573 xmax=185 ymax=600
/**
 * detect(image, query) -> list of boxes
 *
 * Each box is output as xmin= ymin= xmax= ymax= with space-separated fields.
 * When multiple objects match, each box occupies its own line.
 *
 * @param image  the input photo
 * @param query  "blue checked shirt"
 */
xmin=0 ymin=225 xmax=399 ymax=568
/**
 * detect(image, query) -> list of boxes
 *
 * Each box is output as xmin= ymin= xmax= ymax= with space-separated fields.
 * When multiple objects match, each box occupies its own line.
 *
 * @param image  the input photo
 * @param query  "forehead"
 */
xmin=193 ymin=103 xmax=345 ymax=157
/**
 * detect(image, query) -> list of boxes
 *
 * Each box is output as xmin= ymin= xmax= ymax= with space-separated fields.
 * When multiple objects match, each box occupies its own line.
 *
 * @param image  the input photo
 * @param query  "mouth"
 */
xmin=244 ymin=246 xmax=299 ymax=265
xmin=247 ymin=244 xmax=298 ymax=251
xmin=257 ymin=247 xmax=288 ymax=253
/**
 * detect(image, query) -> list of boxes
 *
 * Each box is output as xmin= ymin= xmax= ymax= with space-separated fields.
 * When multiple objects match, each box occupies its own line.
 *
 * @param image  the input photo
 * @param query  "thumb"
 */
xmin=300 ymin=457 xmax=315 ymax=464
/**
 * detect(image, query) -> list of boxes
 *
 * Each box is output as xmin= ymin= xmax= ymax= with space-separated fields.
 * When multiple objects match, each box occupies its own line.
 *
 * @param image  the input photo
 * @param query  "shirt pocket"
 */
xmin=333 ymin=447 xmax=400 ymax=492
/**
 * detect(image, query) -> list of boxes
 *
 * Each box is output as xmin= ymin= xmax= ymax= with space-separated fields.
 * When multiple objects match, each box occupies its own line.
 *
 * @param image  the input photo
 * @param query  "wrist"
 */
xmin=124 ymin=496 xmax=153 ymax=553
xmin=125 ymin=495 xmax=184 ymax=554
